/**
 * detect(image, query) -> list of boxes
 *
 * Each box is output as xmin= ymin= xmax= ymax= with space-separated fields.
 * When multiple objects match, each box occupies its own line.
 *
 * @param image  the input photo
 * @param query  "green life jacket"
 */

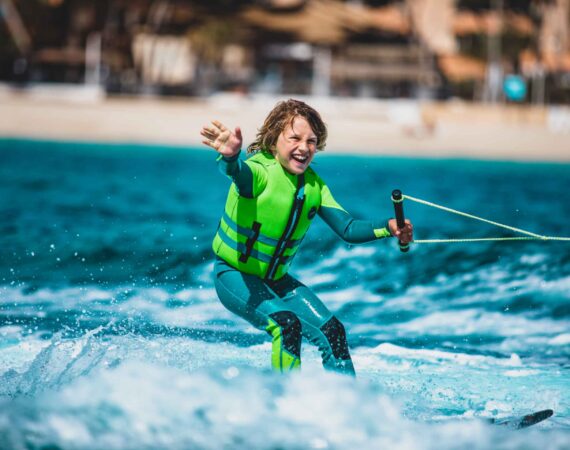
xmin=212 ymin=151 xmax=322 ymax=280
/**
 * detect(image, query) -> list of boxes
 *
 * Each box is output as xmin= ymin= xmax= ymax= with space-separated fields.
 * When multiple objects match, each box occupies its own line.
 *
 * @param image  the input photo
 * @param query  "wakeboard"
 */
xmin=487 ymin=409 xmax=553 ymax=429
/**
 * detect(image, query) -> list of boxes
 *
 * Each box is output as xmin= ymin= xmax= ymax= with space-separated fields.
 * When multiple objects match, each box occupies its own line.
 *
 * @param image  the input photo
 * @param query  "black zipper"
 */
xmin=265 ymin=174 xmax=305 ymax=279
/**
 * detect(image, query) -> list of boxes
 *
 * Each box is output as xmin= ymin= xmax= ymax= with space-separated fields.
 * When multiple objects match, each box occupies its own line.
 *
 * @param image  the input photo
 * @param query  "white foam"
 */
xmin=364 ymin=343 xmax=523 ymax=368
xmin=2 ymin=359 xmax=550 ymax=450
xmin=318 ymin=285 xmax=383 ymax=306
xmin=2 ymin=358 xmax=564 ymax=450
xmin=0 ymin=337 xmax=51 ymax=375
xmin=0 ymin=325 xmax=23 ymax=336
xmin=394 ymin=309 xmax=569 ymax=338
xmin=502 ymin=369 xmax=539 ymax=377
xmin=519 ymin=253 xmax=548 ymax=266
xmin=549 ymin=334 xmax=570 ymax=346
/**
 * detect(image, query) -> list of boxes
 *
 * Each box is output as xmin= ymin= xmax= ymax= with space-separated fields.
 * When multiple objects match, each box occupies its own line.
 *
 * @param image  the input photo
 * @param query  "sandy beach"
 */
xmin=1 ymin=85 xmax=569 ymax=162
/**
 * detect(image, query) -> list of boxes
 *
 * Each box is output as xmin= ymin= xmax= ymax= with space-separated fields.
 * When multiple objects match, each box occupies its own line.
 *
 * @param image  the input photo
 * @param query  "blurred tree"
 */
xmin=187 ymin=19 xmax=246 ymax=64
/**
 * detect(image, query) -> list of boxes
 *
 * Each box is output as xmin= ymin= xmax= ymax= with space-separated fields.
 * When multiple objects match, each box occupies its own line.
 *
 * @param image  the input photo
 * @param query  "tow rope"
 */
xmin=392 ymin=190 xmax=570 ymax=246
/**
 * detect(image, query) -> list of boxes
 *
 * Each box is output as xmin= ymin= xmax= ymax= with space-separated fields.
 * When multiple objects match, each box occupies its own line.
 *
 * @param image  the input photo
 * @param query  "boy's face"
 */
xmin=273 ymin=116 xmax=317 ymax=175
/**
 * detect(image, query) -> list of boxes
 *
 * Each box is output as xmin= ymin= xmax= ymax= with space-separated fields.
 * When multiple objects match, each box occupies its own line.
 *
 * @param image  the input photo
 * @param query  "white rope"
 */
xmin=402 ymin=194 xmax=570 ymax=244
xmin=414 ymin=237 xmax=570 ymax=244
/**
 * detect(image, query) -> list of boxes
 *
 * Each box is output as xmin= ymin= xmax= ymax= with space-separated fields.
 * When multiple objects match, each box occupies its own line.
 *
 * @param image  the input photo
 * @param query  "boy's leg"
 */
xmin=268 ymin=274 xmax=355 ymax=376
xmin=214 ymin=258 xmax=354 ymax=375
xmin=214 ymin=259 xmax=302 ymax=372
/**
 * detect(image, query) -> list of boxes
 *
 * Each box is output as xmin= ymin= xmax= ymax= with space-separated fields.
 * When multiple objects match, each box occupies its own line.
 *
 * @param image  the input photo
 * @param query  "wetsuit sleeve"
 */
xmin=217 ymin=151 xmax=268 ymax=198
xmin=318 ymin=183 xmax=392 ymax=243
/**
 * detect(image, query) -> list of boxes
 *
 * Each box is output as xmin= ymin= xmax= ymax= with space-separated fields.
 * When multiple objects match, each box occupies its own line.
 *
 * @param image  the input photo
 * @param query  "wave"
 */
xmin=1 ymin=356 xmax=568 ymax=450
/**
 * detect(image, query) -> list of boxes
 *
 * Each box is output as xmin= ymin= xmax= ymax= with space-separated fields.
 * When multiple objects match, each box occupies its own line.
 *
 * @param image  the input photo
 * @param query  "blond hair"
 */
xmin=247 ymin=99 xmax=327 ymax=154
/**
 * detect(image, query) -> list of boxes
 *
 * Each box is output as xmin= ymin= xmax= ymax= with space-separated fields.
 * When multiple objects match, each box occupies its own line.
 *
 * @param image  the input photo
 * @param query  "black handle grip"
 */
xmin=391 ymin=189 xmax=409 ymax=253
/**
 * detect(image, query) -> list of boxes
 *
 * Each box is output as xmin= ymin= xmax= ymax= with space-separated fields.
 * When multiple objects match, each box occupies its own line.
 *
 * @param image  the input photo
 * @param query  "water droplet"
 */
xmin=223 ymin=366 xmax=239 ymax=379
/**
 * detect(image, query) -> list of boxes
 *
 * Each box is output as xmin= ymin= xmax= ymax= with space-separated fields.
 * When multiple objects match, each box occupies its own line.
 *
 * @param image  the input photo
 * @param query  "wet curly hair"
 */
xmin=247 ymin=99 xmax=328 ymax=154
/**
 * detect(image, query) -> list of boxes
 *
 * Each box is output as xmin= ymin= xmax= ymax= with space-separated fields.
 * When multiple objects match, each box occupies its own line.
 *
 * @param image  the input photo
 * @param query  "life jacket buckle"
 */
xmin=239 ymin=221 xmax=262 ymax=263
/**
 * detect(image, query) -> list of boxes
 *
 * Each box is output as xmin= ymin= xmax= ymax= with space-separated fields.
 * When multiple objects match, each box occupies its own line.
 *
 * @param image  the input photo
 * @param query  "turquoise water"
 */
xmin=1 ymin=138 xmax=569 ymax=449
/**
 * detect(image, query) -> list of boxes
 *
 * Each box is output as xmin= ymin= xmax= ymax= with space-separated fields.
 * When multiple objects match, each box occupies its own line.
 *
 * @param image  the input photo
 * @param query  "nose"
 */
xmin=299 ymin=140 xmax=312 ymax=152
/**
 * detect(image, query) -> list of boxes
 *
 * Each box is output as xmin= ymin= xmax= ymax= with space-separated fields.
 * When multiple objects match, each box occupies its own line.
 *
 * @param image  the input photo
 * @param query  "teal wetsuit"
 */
xmin=213 ymin=151 xmax=392 ymax=375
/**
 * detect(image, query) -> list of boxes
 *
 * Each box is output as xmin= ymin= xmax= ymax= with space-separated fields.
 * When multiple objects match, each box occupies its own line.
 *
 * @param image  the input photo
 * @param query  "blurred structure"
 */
xmin=0 ymin=0 xmax=568 ymax=103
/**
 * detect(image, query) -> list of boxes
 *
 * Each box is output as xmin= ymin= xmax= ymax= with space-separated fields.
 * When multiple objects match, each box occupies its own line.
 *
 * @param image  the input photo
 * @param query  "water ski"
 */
xmin=488 ymin=409 xmax=553 ymax=429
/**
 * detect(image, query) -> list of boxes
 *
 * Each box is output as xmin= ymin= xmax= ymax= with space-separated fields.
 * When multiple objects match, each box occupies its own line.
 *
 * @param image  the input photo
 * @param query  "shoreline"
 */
xmin=3 ymin=135 xmax=569 ymax=167
xmin=1 ymin=87 xmax=569 ymax=162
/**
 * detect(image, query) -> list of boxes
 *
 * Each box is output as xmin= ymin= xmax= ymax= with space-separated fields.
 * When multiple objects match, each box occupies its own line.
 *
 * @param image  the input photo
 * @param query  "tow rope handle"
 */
xmin=392 ymin=189 xmax=409 ymax=253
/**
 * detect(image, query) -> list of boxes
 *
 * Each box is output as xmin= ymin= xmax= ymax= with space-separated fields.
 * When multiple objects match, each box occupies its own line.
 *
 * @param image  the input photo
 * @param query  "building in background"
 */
xmin=0 ymin=0 xmax=568 ymax=103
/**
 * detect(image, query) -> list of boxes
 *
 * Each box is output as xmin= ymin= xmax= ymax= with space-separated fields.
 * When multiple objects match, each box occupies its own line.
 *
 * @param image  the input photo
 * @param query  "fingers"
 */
xmin=200 ymin=120 xmax=225 ymax=138
xmin=200 ymin=121 xmax=224 ymax=149
xmin=393 ymin=221 xmax=414 ymax=243
xmin=200 ymin=130 xmax=217 ymax=142
xmin=200 ymin=130 xmax=216 ymax=149
xmin=202 ymin=139 xmax=215 ymax=149
xmin=394 ymin=232 xmax=413 ymax=244
xmin=212 ymin=120 xmax=227 ymax=132
xmin=200 ymin=121 xmax=221 ymax=135
xmin=201 ymin=120 xmax=232 ymax=141
xmin=400 ymin=226 xmax=414 ymax=243
xmin=201 ymin=119 xmax=244 ymax=158
xmin=200 ymin=125 xmax=214 ymax=136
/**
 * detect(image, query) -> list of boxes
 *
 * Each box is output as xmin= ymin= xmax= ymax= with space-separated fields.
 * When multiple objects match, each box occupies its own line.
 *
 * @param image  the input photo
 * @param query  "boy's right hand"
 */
xmin=200 ymin=120 xmax=242 ymax=158
xmin=388 ymin=219 xmax=414 ymax=244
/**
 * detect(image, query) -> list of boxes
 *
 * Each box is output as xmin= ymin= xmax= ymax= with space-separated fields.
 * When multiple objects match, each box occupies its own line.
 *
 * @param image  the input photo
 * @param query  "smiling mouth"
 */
xmin=291 ymin=154 xmax=308 ymax=164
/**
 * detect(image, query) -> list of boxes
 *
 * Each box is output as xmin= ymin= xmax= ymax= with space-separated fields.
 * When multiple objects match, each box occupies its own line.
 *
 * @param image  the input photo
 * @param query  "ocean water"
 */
xmin=0 ymin=138 xmax=569 ymax=450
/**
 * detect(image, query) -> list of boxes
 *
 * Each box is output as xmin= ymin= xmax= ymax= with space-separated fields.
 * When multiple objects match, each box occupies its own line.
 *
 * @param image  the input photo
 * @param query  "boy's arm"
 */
xmin=318 ymin=184 xmax=392 ymax=243
xmin=217 ymin=152 xmax=267 ymax=198
xmin=201 ymin=120 xmax=267 ymax=198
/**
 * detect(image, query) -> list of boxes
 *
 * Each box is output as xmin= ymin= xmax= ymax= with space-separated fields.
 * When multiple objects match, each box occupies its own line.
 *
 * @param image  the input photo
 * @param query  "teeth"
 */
xmin=293 ymin=154 xmax=307 ymax=162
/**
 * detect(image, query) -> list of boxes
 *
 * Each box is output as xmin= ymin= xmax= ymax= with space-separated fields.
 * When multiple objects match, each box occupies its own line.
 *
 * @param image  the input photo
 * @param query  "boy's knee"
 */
xmin=269 ymin=311 xmax=301 ymax=333
xmin=267 ymin=311 xmax=302 ymax=353
xmin=320 ymin=316 xmax=350 ymax=360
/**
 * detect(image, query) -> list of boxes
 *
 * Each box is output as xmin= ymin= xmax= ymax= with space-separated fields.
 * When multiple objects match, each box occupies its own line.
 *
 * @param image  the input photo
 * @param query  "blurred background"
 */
xmin=2 ymin=0 xmax=570 ymax=102
xmin=0 ymin=0 xmax=569 ymax=158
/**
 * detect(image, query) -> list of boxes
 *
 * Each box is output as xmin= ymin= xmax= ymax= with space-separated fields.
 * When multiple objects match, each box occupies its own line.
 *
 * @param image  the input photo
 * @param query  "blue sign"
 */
xmin=503 ymin=75 xmax=527 ymax=102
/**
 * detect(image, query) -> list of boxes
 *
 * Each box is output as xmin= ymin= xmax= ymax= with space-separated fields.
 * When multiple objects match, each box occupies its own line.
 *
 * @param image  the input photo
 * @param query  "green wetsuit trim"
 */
xmin=374 ymin=227 xmax=392 ymax=238
xmin=266 ymin=318 xmax=301 ymax=372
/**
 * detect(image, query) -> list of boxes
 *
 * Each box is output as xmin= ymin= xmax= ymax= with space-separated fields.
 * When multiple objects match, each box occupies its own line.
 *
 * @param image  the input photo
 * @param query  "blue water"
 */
xmin=1 ymin=138 xmax=569 ymax=450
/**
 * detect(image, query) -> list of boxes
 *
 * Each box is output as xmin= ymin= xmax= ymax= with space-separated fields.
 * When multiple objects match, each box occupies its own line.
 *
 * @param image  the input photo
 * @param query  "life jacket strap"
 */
xmin=239 ymin=221 xmax=261 ymax=263
xmin=265 ymin=174 xmax=306 ymax=279
xmin=222 ymin=211 xmax=302 ymax=248
xmin=217 ymin=226 xmax=295 ymax=265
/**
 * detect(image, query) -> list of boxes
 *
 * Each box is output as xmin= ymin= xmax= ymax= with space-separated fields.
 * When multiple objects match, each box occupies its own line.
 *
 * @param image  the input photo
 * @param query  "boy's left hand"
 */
xmin=388 ymin=219 xmax=414 ymax=244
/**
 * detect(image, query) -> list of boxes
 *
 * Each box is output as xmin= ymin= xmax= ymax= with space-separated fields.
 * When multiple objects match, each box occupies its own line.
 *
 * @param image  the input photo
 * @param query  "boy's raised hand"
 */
xmin=201 ymin=120 xmax=242 ymax=158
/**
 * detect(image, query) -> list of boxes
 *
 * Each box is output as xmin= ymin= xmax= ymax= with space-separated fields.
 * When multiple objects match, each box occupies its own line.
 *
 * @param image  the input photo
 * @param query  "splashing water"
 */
xmin=0 ymin=139 xmax=569 ymax=449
